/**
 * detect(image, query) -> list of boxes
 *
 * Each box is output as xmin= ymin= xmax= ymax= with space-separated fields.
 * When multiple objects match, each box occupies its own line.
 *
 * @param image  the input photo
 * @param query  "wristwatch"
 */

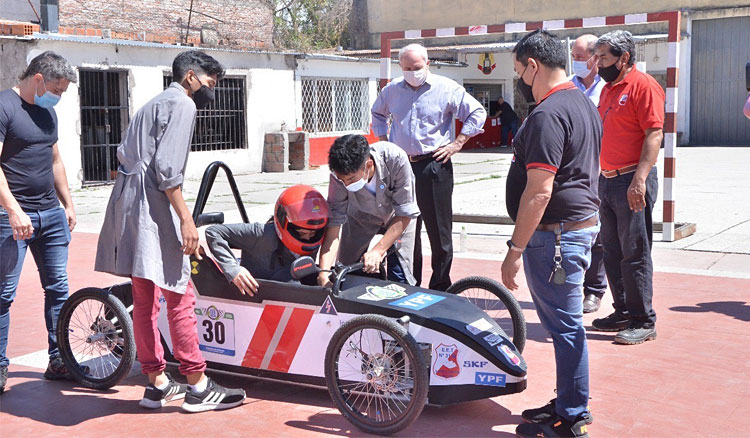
xmin=506 ymin=240 xmax=525 ymax=254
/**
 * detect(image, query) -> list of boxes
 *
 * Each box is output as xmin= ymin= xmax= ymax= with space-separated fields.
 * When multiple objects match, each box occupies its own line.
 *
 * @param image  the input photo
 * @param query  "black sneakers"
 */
xmin=139 ymin=372 xmax=188 ymax=409
xmin=0 ymin=365 xmax=7 ymax=394
xmin=522 ymin=399 xmax=594 ymax=425
xmin=516 ymin=414 xmax=590 ymax=438
xmin=181 ymin=377 xmax=246 ymax=413
xmin=615 ymin=326 xmax=657 ymax=345
xmin=591 ymin=311 xmax=629 ymax=332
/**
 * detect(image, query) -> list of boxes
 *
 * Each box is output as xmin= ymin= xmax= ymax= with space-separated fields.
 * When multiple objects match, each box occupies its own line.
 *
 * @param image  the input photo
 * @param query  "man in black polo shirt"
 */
xmin=492 ymin=96 xmax=519 ymax=146
xmin=0 ymin=52 xmax=78 ymax=393
xmin=501 ymin=30 xmax=601 ymax=438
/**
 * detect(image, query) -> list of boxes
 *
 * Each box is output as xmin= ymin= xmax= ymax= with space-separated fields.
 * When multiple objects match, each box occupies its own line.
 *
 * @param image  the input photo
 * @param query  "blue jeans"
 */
xmin=501 ymin=120 xmax=519 ymax=145
xmin=0 ymin=207 xmax=70 ymax=367
xmin=598 ymin=168 xmax=657 ymax=328
xmin=522 ymin=223 xmax=599 ymax=422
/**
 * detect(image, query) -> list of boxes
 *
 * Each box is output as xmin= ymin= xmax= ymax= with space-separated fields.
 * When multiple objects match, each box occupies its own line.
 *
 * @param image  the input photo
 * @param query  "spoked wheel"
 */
xmin=56 ymin=288 xmax=136 ymax=389
xmin=447 ymin=276 xmax=527 ymax=353
xmin=324 ymin=314 xmax=428 ymax=436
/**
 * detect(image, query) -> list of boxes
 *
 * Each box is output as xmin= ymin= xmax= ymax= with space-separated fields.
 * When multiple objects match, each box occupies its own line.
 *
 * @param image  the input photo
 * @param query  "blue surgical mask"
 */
xmin=345 ymin=178 xmax=366 ymax=192
xmin=572 ymin=60 xmax=592 ymax=79
xmin=34 ymin=80 xmax=61 ymax=108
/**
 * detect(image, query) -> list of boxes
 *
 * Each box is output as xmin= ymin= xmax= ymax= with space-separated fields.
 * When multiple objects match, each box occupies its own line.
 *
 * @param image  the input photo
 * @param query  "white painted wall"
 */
xmin=24 ymin=39 xmax=297 ymax=187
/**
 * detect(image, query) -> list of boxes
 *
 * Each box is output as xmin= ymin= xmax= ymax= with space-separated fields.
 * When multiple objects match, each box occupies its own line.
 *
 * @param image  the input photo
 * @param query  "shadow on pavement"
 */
xmin=285 ymin=399 xmax=520 ymax=437
xmin=669 ymin=301 xmax=750 ymax=322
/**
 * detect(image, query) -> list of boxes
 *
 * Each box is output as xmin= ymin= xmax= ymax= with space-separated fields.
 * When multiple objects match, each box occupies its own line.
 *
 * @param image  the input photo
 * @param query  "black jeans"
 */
xmin=411 ymin=158 xmax=454 ymax=291
xmin=598 ymin=167 xmax=658 ymax=328
xmin=583 ymin=235 xmax=607 ymax=297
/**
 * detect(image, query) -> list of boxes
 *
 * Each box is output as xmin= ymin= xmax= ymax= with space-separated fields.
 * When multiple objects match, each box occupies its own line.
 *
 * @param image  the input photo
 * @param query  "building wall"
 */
xmin=58 ymin=0 xmax=274 ymax=49
xmin=363 ymin=0 xmax=750 ymax=34
xmin=2 ymin=39 xmax=296 ymax=188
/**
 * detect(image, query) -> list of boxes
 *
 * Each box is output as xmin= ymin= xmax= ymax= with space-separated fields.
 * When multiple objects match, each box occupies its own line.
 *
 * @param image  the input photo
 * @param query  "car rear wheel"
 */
xmin=56 ymin=288 xmax=136 ymax=390
xmin=447 ymin=276 xmax=527 ymax=353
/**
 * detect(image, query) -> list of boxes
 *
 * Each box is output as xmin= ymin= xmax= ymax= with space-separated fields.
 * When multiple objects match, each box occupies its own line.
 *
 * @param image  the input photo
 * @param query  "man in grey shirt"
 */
xmin=317 ymin=135 xmax=420 ymax=287
xmin=95 ymin=50 xmax=245 ymax=412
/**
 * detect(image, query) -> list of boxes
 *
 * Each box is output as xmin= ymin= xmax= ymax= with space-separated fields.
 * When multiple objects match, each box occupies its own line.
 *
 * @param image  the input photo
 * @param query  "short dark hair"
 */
xmin=172 ymin=50 xmax=225 ymax=83
xmin=596 ymin=30 xmax=636 ymax=66
xmin=512 ymin=29 xmax=567 ymax=70
xmin=20 ymin=51 xmax=77 ymax=83
xmin=328 ymin=134 xmax=370 ymax=175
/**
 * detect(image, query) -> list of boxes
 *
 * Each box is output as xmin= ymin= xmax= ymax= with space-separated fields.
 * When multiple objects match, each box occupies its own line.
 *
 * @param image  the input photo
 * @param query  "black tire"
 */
xmin=56 ymin=288 xmax=136 ymax=390
xmin=324 ymin=314 xmax=428 ymax=436
xmin=447 ymin=276 xmax=527 ymax=353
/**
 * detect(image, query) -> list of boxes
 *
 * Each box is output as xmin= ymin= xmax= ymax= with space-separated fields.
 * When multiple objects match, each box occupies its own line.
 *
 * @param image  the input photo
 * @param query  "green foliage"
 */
xmin=273 ymin=0 xmax=353 ymax=50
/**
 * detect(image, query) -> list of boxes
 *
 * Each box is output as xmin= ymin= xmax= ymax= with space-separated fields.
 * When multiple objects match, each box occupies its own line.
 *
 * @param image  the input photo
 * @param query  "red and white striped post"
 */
xmin=379 ymin=10 xmax=682 ymax=241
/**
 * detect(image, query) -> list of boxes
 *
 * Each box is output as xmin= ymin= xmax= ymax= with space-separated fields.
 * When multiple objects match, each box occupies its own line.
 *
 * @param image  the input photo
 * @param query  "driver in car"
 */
xmin=205 ymin=185 xmax=329 ymax=295
xmin=317 ymin=134 xmax=420 ymax=287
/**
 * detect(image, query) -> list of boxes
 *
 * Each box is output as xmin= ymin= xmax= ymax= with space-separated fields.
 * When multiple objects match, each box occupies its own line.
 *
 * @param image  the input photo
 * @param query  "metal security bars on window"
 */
xmin=301 ymin=78 xmax=370 ymax=134
xmin=79 ymin=69 xmax=129 ymax=184
xmin=162 ymin=76 xmax=247 ymax=152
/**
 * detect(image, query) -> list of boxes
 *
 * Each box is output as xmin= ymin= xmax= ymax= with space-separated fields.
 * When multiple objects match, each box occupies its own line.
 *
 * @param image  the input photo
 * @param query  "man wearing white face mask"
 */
xmin=0 ymin=51 xmax=78 ymax=393
xmin=570 ymin=34 xmax=607 ymax=314
xmin=371 ymin=43 xmax=487 ymax=291
xmin=317 ymin=135 xmax=420 ymax=287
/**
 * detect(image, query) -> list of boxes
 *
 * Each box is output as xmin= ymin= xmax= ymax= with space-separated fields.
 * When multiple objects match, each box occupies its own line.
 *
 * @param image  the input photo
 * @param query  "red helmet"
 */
xmin=274 ymin=185 xmax=329 ymax=255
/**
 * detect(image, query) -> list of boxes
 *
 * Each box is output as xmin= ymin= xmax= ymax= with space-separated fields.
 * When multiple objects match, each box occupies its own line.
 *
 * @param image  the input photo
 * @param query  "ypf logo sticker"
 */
xmin=433 ymin=343 xmax=460 ymax=379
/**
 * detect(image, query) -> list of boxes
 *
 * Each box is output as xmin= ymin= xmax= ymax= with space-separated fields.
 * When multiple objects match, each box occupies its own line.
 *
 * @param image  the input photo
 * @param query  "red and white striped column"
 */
xmin=659 ymin=11 xmax=681 ymax=241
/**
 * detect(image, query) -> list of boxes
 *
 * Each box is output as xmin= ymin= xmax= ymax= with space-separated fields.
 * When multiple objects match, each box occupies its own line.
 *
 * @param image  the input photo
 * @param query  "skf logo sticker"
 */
xmin=462 ymin=360 xmax=488 ymax=368
xmin=191 ymin=261 xmax=199 ymax=274
xmin=475 ymin=372 xmax=506 ymax=387
xmin=319 ymin=295 xmax=338 ymax=315
xmin=433 ymin=343 xmax=460 ymax=379
xmin=619 ymin=94 xmax=628 ymax=106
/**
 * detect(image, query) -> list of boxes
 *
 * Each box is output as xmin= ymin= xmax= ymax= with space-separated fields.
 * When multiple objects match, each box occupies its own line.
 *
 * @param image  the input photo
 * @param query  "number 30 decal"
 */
xmin=202 ymin=320 xmax=226 ymax=344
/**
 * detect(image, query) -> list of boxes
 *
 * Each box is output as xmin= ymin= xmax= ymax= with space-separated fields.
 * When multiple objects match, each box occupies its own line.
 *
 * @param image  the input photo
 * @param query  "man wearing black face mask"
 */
xmin=591 ymin=31 xmax=665 ymax=346
xmin=503 ymin=29 xmax=601 ymax=438
xmin=96 ymin=51 xmax=247 ymax=412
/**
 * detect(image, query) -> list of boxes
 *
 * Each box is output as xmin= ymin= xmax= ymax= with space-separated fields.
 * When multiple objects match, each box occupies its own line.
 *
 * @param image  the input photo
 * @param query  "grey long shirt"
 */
xmin=327 ymin=141 xmax=420 ymax=227
xmin=205 ymin=222 xmax=312 ymax=283
xmin=94 ymin=83 xmax=196 ymax=293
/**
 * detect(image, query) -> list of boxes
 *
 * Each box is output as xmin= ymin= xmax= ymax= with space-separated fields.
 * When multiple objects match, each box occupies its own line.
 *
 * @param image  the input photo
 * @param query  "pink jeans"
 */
xmin=131 ymin=277 xmax=206 ymax=376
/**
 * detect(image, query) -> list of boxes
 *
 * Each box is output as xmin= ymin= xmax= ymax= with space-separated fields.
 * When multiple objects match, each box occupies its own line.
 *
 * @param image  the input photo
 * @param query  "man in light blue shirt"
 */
xmin=570 ymin=34 xmax=607 ymax=314
xmin=570 ymin=34 xmax=606 ymax=106
xmin=371 ymin=43 xmax=486 ymax=290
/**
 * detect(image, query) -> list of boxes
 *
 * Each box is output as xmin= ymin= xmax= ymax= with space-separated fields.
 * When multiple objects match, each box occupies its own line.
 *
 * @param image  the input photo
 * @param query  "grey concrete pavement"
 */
xmin=70 ymin=146 xmax=750 ymax=277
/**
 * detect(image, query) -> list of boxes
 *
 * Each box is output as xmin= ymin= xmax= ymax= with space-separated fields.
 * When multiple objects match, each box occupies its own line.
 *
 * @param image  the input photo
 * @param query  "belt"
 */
xmin=536 ymin=216 xmax=598 ymax=233
xmin=409 ymin=150 xmax=439 ymax=162
xmin=601 ymin=164 xmax=638 ymax=178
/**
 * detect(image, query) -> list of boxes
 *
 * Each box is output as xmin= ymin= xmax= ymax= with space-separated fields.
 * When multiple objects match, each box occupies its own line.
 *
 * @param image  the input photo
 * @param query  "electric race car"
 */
xmin=56 ymin=162 xmax=528 ymax=435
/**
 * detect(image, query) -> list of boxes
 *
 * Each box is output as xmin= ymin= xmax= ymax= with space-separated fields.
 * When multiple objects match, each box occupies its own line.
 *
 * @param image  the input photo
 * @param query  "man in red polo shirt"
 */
xmin=591 ymin=30 xmax=664 ymax=345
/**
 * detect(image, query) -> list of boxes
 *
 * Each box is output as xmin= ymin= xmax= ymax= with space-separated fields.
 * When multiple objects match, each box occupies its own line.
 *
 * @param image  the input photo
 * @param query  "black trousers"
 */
xmin=598 ymin=168 xmax=658 ymax=328
xmin=411 ymin=158 xmax=454 ymax=291
xmin=583 ymin=234 xmax=607 ymax=297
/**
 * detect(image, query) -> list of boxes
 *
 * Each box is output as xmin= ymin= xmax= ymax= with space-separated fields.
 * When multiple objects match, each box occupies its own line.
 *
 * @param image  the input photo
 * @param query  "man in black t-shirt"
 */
xmin=492 ymin=96 xmax=519 ymax=146
xmin=502 ymin=30 xmax=602 ymax=438
xmin=0 ymin=52 xmax=78 ymax=393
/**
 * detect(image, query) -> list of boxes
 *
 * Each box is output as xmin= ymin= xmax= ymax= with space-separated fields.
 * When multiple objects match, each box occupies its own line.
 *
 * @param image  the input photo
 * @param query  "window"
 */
xmin=301 ymin=77 xmax=370 ymax=134
xmin=163 ymin=76 xmax=247 ymax=152
xmin=79 ymin=69 xmax=129 ymax=184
